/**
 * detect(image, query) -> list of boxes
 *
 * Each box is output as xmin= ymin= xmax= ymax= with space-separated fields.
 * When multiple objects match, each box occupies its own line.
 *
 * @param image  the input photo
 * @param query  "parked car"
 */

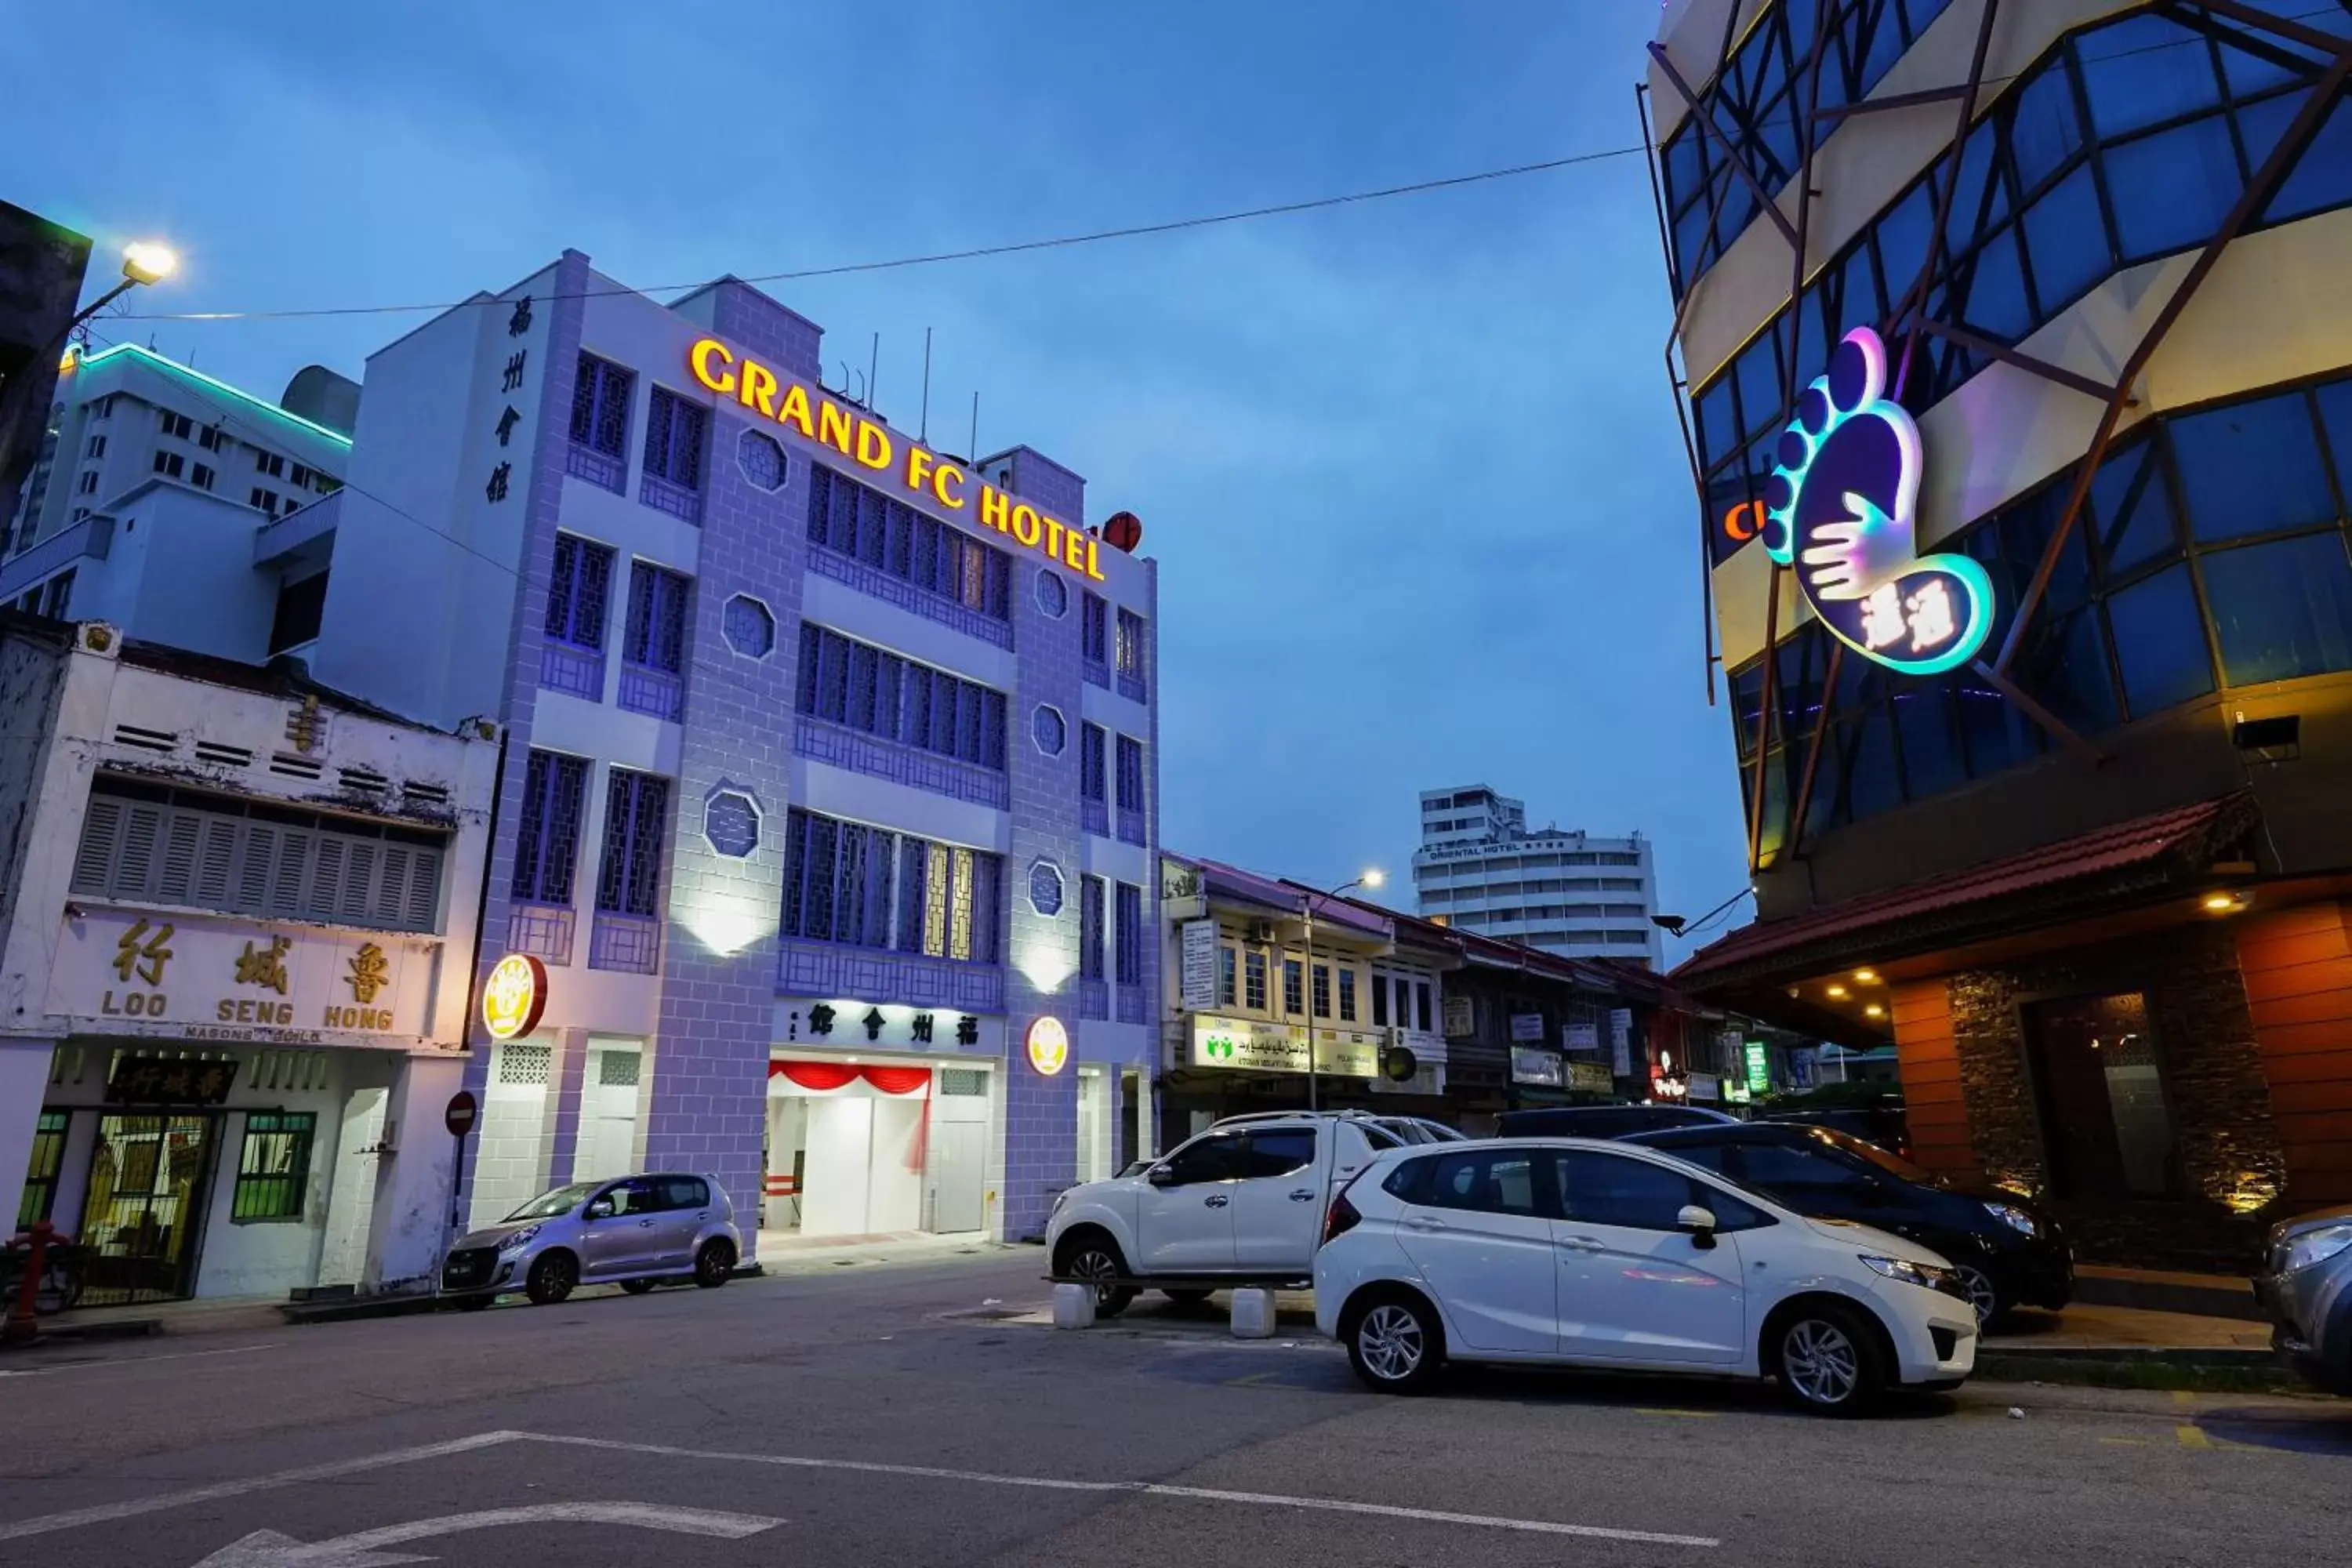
xmin=1762 ymin=1105 xmax=1914 ymax=1162
xmin=1049 ymin=1112 xmax=1400 ymax=1314
xmin=1496 ymin=1103 xmax=1738 ymax=1138
xmin=439 ymin=1173 xmax=741 ymax=1307
xmin=1623 ymin=1122 xmax=2070 ymax=1325
xmin=1375 ymin=1116 xmax=1469 ymax=1145
xmin=2256 ymin=1203 xmax=2352 ymax=1393
xmin=1314 ymin=1136 xmax=1979 ymax=1414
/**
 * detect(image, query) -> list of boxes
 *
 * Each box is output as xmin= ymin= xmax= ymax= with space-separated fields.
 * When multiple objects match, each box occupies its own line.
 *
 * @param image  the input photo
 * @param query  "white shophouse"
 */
xmin=0 ymin=614 xmax=497 ymax=1304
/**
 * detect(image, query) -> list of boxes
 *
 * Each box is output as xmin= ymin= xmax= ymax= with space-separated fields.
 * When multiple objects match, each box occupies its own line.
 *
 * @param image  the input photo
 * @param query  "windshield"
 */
xmin=1809 ymin=1126 xmax=1937 ymax=1186
xmin=502 ymin=1181 xmax=603 ymax=1222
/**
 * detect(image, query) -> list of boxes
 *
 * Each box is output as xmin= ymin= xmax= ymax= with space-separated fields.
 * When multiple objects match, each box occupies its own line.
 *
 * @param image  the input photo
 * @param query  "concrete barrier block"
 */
xmin=1052 ymin=1283 xmax=1097 ymax=1329
xmin=1229 ymin=1286 xmax=1277 ymax=1338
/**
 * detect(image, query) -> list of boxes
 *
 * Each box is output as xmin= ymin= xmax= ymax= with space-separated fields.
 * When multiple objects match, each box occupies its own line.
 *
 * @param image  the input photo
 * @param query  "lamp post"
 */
xmin=1301 ymin=869 xmax=1383 ymax=1112
xmin=56 ymin=243 xmax=177 ymax=360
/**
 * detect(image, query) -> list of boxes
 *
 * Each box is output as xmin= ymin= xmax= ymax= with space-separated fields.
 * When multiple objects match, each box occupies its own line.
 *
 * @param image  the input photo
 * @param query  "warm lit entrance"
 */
xmin=764 ymin=1060 xmax=992 ymax=1241
xmin=2026 ymin=993 xmax=2178 ymax=1200
xmin=76 ymin=1113 xmax=214 ymax=1306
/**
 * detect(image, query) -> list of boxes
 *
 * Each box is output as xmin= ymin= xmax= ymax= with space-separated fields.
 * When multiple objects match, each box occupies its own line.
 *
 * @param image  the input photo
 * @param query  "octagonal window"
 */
xmin=705 ymin=790 xmax=760 ymax=858
xmin=1030 ymin=859 xmax=1065 ymax=917
xmin=1032 ymin=704 xmax=1066 ymax=757
xmin=1035 ymin=568 xmax=1068 ymax=619
xmin=723 ymin=594 xmax=775 ymax=659
xmin=737 ymin=429 xmax=787 ymax=492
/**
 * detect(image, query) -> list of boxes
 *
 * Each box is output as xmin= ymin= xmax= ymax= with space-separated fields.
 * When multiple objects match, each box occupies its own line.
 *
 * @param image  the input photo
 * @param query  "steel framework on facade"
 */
xmin=1642 ymin=0 xmax=2352 ymax=875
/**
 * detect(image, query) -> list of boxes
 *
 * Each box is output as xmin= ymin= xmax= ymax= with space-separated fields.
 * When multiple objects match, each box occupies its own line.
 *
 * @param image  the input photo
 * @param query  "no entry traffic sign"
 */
xmin=445 ymin=1090 xmax=479 ymax=1139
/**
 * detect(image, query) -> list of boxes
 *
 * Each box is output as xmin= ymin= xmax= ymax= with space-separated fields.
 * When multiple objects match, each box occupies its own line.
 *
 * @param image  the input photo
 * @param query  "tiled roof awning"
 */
xmin=1673 ymin=792 xmax=2261 ymax=993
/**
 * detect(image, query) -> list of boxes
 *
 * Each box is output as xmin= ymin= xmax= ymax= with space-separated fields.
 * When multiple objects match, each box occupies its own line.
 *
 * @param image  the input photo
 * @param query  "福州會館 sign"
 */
xmin=1189 ymin=1014 xmax=1378 ymax=1080
xmin=688 ymin=338 xmax=1106 ymax=584
xmin=44 ymin=909 xmax=433 ymax=1041
xmin=1758 ymin=325 xmax=1994 ymax=677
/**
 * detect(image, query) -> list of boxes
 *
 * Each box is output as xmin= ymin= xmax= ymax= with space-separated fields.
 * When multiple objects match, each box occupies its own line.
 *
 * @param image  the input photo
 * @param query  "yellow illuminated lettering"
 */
xmin=1084 ymin=536 xmax=1105 ymax=581
xmin=778 ymin=383 xmax=814 ymax=437
xmin=855 ymin=420 xmax=893 ymax=471
xmin=905 ymin=448 xmax=934 ymax=494
xmin=738 ymin=361 xmax=779 ymax=419
xmin=980 ymin=485 xmax=1011 ymax=533
xmin=933 ymin=463 xmax=967 ymax=509
xmin=1065 ymin=528 xmax=1088 ymax=569
xmin=1044 ymin=517 xmax=1065 ymax=561
xmin=818 ymin=401 xmax=855 ymax=454
xmin=218 ymin=1000 xmax=234 ymax=1022
xmin=1011 ymin=504 xmax=1043 ymax=548
xmin=688 ymin=339 xmax=737 ymax=396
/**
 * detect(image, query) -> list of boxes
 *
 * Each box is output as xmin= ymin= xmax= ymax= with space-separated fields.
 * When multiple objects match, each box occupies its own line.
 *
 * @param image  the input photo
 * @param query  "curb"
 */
xmin=279 ymin=1294 xmax=440 ymax=1326
xmin=2070 ymin=1273 xmax=2267 ymax=1324
xmin=2 ymin=1317 xmax=163 ymax=1346
xmin=1976 ymin=1348 xmax=2295 ymax=1393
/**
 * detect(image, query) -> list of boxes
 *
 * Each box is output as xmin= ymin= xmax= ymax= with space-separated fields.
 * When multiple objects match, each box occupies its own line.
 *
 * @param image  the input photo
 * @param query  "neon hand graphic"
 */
xmin=1760 ymin=327 xmax=1995 ymax=677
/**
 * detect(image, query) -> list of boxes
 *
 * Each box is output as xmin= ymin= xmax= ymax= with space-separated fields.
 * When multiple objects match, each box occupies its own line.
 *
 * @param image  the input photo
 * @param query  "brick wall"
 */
xmin=2238 ymin=898 xmax=2352 ymax=1207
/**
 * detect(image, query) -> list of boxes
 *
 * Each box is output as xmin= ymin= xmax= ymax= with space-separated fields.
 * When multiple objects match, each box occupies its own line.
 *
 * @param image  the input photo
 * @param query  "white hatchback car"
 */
xmin=1314 ymin=1138 xmax=1978 ymax=1414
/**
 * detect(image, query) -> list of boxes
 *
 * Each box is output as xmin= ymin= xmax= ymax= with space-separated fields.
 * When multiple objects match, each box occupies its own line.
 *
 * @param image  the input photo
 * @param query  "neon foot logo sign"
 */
xmin=1762 ymin=327 xmax=1995 ymax=677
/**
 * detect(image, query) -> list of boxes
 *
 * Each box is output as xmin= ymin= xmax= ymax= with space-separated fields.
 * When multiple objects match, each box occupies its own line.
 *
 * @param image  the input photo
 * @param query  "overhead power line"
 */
xmin=115 ymin=145 xmax=1653 ymax=324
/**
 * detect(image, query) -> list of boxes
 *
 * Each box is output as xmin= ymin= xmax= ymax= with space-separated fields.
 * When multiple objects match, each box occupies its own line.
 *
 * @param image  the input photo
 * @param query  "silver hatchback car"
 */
xmin=440 ymin=1172 xmax=741 ymax=1308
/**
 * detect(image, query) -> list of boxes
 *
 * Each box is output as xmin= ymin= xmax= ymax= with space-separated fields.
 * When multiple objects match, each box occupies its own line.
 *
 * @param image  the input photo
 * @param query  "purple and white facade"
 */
xmin=310 ymin=255 xmax=1162 ymax=1250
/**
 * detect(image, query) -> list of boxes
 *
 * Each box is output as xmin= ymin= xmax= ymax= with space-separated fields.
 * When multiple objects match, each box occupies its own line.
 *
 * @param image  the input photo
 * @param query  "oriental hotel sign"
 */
xmin=688 ymin=339 xmax=1108 ymax=583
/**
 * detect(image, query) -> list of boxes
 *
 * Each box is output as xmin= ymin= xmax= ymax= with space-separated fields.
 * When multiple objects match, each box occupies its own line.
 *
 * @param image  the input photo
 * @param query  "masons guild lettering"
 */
xmin=688 ymin=338 xmax=1106 ymax=583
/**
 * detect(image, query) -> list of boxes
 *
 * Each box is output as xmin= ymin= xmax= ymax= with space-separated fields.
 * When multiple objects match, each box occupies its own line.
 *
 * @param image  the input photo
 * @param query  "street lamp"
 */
xmin=64 ymin=241 xmax=178 ymax=346
xmin=1301 ymin=868 xmax=1384 ymax=1112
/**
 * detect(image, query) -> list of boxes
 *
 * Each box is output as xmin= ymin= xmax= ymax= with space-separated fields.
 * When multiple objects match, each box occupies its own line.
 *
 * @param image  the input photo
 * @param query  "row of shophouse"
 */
xmin=0 ymin=238 xmax=1786 ymax=1310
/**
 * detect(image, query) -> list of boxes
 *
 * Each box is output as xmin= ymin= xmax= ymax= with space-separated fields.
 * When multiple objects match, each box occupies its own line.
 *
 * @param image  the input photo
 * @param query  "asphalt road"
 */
xmin=3 ymin=1250 xmax=2349 ymax=1566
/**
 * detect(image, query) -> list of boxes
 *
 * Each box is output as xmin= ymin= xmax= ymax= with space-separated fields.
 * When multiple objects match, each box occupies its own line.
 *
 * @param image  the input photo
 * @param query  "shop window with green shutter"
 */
xmin=232 ymin=1112 xmax=316 ymax=1221
xmin=18 ymin=1111 xmax=69 ymax=1228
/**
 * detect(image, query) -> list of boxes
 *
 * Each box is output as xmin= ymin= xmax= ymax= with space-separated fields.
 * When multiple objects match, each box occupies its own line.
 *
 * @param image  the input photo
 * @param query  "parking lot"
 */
xmin=5 ymin=1253 xmax=2350 ymax=1566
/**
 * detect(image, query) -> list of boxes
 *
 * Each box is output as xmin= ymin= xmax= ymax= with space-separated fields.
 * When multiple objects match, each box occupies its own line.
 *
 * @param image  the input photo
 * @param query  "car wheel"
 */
xmin=1053 ymin=1234 xmax=1138 ymax=1318
xmin=694 ymin=1240 xmax=737 ymax=1288
xmin=1773 ymin=1304 xmax=1887 ymax=1416
xmin=620 ymin=1278 xmax=659 ymax=1295
xmin=452 ymin=1294 xmax=495 ymax=1312
xmin=1954 ymin=1265 xmax=2002 ymax=1329
xmin=1163 ymin=1288 xmax=1214 ymax=1306
xmin=524 ymin=1252 xmax=577 ymax=1306
xmin=1345 ymin=1292 xmax=1444 ymax=1394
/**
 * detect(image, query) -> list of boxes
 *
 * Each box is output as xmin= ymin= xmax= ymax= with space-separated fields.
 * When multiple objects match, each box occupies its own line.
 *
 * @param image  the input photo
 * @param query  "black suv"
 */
xmin=1495 ymin=1104 xmax=1738 ymax=1138
xmin=1625 ymin=1121 xmax=2071 ymax=1325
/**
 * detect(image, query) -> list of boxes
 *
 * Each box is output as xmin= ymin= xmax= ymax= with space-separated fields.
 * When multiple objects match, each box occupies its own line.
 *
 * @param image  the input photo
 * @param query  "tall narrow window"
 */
xmin=570 ymin=353 xmax=633 ymax=458
xmin=1218 ymin=946 xmax=1238 ymax=1008
xmin=622 ymin=562 xmax=689 ymax=674
xmin=511 ymin=750 xmax=589 ymax=902
xmin=1082 ymin=594 xmax=1108 ymax=666
xmin=1312 ymin=964 xmax=1331 ymax=1018
xmin=1370 ymin=971 xmax=1390 ymax=1027
xmin=643 ymin=387 xmax=706 ymax=489
xmin=1080 ymin=724 xmax=1107 ymax=800
xmin=232 ymin=1112 xmax=316 ymax=1221
xmin=1244 ymin=951 xmax=1269 ymax=1011
xmin=1080 ymin=877 xmax=1106 ymax=981
xmin=1338 ymin=968 xmax=1357 ymax=1022
xmin=1115 ymin=882 xmax=1144 ymax=985
xmin=595 ymin=770 xmax=670 ymax=916
xmin=1283 ymin=960 xmax=1304 ymax=1018
xmin=1114 ymin=608 xmax=1147 ymax=698
xmin=546 ymin=534 xmax=615 ymax=650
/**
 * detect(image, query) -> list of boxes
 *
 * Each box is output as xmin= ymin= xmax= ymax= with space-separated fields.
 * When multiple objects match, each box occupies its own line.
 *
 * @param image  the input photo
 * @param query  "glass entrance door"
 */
xmin=77 ymin=1114 xmax=216 ymax=1305
xmin=2026 ymin=993 xmax=2177 ymax=1199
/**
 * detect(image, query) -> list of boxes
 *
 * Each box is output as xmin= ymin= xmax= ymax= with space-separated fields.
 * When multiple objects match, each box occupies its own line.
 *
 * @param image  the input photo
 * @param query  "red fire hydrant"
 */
xmin=4 ymin=1221 xmax=66 ymax=1346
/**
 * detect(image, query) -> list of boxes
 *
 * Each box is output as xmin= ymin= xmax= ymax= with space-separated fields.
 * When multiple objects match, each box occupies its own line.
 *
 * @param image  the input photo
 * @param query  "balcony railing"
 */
xmin=565 ymin=442 xmax=626 ymax=494
xmin=506 ymin=901 xmax=575 ymax=965
xmin=640 ymin=472 xmax=703 ymax=525
xmin=618 ymin=662 xmax=683 ymax=721
xmin=793 ymin=714 xmax=1009 ymax=810
xmin=1082 ymin=657 xmax=1109 ymax=690
xmin=1116 ymin=806 xmax=1145 ymax=846
xmin=1116 ymin=670 xmax=1146 ymax=704
xmin=777 ymin=937 xmax=1004 ymax=1014
xmin=808 ymin=543 xmax=1013 ymax=650
xmin=539 ymin=640 xmax=604 ymax=699
xmin=1116 ymin=983 xmax=1148 ymax=1024
xmin=1081 ymin=797 xmax=1109 ymax=837
xmin=1078 ymin=978 xmax=1109 ymax=1021
xmin=588 ymin=910 xmax=661 ymax=975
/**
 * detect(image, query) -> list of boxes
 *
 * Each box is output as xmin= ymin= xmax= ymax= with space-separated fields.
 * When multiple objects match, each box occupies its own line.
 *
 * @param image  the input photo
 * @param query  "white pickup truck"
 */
xmin=1046 ymin=1112 xmax=1443 ymax=1315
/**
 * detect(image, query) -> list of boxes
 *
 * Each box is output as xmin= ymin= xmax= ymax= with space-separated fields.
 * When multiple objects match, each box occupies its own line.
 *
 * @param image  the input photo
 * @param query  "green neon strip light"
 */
xmin=68 ymin=343 xmax=354 ymax=448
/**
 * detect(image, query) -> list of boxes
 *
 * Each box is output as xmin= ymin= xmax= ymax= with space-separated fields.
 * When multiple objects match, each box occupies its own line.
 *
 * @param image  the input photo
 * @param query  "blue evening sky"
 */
xmin=6 ymin=0 xmax=1748 ymax=954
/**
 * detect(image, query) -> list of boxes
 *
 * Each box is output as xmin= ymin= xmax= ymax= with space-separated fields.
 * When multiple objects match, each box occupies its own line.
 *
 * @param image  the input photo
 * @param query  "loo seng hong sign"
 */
xmin=46 ymin=908 xmax=433 ymax=1044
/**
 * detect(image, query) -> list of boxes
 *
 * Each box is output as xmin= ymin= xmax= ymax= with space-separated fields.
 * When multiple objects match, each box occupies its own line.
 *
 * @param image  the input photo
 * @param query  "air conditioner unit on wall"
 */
xmin=1246 ymin=919 xmax=1276 ymax=943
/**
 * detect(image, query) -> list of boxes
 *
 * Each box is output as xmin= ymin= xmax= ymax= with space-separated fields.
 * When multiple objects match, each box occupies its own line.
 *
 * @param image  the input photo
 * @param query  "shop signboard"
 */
xmin=1191 ymin=1014 xmax=1377 ymax=1079
xmin=1509 ymin=1046 xmax=1564 ymax=1087
xmin=1688 ymin=1072 xmax=1720 ymax=1102
xmin=1609 ymin=1008 xmax=1633 ymax=1076
xmin=1508 ymin=1013 xmax=1546 ymax=1043
xmin=775 ymin=999 xmax=1002 ymax=1053
xmin=1746 ymin=1040 xmax=1771 ymax=1091
xmin=1443 ymin=996 xmax=1475 ymax=1040
xmin=1179 ymin=920 xmax=1218 ymax=1012
xmin=1563 ymin=1020 xmax=1600 ymax=1054
xmin=1566 ymin=1060 xmax=1614 ymax=1094
xmin=46 ymin=908 xmax=434 ymax=1044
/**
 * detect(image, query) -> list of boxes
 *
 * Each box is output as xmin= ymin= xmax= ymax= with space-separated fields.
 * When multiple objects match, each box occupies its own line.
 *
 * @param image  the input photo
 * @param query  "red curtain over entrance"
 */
xmin=767 ymin=1062 xmax=934 ymax=1172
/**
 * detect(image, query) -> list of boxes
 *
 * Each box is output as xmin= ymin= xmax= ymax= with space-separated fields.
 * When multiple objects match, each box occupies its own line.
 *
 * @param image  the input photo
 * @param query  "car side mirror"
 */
xmin=585 ymin=1199 xmax=615 ymax=1221
xmin=1146 ymin=1164 xmax=1176 ymax=1187
xmin=1676 ymin=1204 xmax=1719 ymax=1249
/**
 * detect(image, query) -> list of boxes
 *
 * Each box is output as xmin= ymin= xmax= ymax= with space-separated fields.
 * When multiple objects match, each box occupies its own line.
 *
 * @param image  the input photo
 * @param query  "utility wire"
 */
xmin=115 ymin=146 xmax=1653 ymax=323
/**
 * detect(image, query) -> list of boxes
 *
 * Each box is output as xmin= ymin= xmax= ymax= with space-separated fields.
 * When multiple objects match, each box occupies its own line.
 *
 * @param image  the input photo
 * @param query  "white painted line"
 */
xmin=0 ymin=1342 xmax=288 ymax=1378
xmin=518 ymin=1432 xmax=1718 ymax=1548
xmin=194 ymin=1502 xmax=780 ymax=1564
xmin=0 ymin=1432 xmax=528 ymax=1543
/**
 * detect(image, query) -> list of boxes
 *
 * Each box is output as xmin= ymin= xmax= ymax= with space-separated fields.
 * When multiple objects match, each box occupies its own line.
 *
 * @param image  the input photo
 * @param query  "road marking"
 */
xmin=522 ymin=1432 xmax=1719 ymax=1547
xmin=2176 ymin=1425 xmax=2212 ymax=1450
xmin=0 ymin=1343 xmax=287 ymax=1379
xmin=2100 ymin=1437 xmax=2148 ymax=1447
xmin=1633 ymin=1408 xmax=1720 ymax=1419
xmin=0 ymin=1432 xmax=528 ymax=1543
xmin=191 ymin=1503 xmax=781 ymax=1565
xmin=1223 ymin=1370 xmax=1281 ymax=1388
